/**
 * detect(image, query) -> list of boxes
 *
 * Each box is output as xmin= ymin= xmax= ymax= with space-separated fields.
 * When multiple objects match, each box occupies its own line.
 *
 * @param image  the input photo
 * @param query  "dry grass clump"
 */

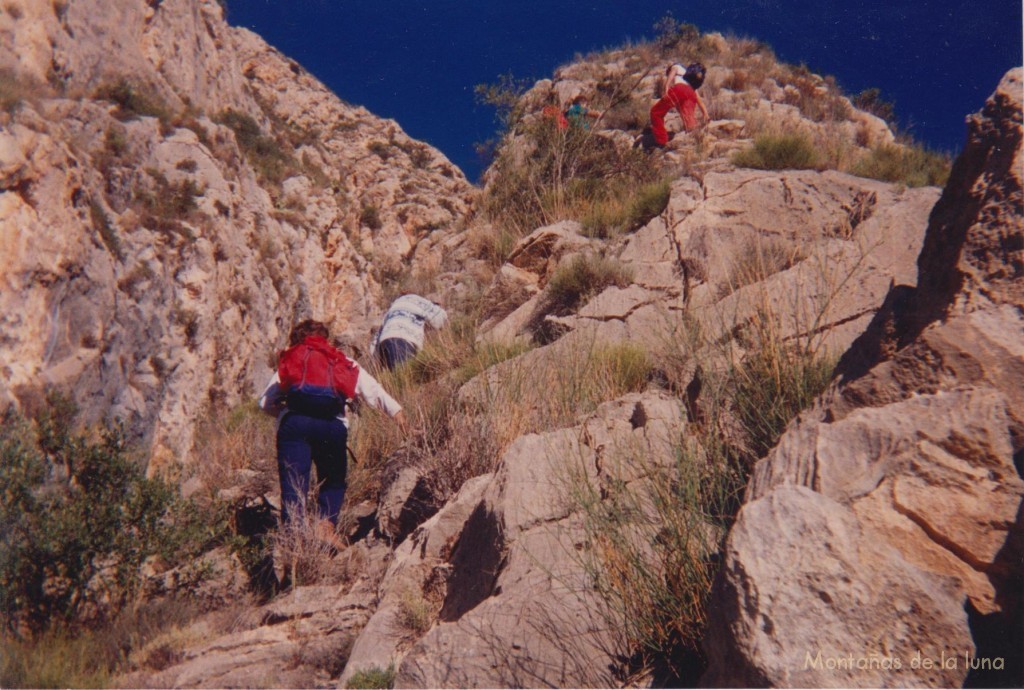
xmin=270 ymin=508 xmax=348 ymax=587
xmin=732 ymin=131 xmax=822 ymax=171
xmin=543 ymin=253 xmax=635 ymax=316
xmin=479 ymin=108 xmax=668 ymax=253
xmin=192 ymin=400 xmax=276 ymax=497
xmin=0 ymin=597 xmax=208 ymax=688
xmin=721 ymin=235 xmax=806 ymax=296
xmin=568 ymin=433 xmax=738 ymax=679
xmin=467 ymin=338 xmax=654 ymax=452
xmin=395 ymin=587 xmax=438 ymax=636
xmin=346 ymin=316 xmax=529 ymax=507
xmin=850 ymin=142 xmax=951 ymax=188
xmin=345 ymin=664 xmax=395 ymax=689
xmin=581 ymin=178 xmax=671 ymax=239
xmin=0 ymin=68 xmax=51 ymax=113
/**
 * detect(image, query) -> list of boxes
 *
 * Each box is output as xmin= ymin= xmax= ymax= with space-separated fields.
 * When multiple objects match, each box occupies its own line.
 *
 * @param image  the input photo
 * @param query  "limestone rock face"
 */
xmin=0 ymin=0 xmax=473 ymax=470
xmin=703 ymin=68 xmax=1024 ymax=688
xmin=481 ymin=170 xmax=937 ymax=366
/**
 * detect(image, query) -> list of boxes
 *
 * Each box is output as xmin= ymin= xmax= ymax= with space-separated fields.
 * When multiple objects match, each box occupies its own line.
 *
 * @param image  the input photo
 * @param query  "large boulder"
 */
xmin=369 ymin=392 xmax=686 ymax=688
xmin=703 ymin=68 xmax=1024 ymax=688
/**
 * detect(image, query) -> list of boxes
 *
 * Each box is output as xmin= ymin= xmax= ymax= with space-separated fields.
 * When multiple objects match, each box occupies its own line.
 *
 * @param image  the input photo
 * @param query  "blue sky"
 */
xmin=228 ymin=1 xmax=1022 ymax=182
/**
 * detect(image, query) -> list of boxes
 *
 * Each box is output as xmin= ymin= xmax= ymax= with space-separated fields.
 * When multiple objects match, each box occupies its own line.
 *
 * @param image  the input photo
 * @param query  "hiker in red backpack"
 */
xmin=649 ymin=62 xmax=709 ymax=148
xmin=259 ymin=319 xmax=406 ymax=533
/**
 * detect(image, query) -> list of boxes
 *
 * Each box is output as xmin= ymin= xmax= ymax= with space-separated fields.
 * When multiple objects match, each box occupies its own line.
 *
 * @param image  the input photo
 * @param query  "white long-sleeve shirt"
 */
xmin=258 ymin=361 xmax=402 ymax=427
xmin=370 ymin=294 xmax=448 ymax=354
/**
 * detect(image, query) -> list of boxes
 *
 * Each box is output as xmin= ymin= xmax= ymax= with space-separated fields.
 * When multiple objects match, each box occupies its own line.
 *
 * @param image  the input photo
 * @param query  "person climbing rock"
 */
xmin=564 ymin=94 xmax=602 ymax=129
xmin=648 ymin=61 xmax=709 ymax=149
xmin=259 ymin=319 xmax=406 ymax=537
xmin=371 ymin=293 xmax=448 ymax=370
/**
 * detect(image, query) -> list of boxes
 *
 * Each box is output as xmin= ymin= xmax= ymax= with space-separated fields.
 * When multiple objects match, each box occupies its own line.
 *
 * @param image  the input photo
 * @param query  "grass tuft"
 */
xmin=850 ymin=143 xmax=950 ymax=188
xmin=732 ymin=132 xmax=822 ymax=170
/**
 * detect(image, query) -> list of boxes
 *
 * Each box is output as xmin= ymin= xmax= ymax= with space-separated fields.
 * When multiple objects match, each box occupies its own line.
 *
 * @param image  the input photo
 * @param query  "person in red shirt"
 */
xmin=649 ymin=62 xmax=709 ymax=148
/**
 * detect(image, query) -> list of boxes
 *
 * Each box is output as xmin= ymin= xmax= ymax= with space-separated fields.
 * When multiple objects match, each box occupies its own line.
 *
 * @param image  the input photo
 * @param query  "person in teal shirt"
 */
xmin=564 ymin=95 xmax=602 ymax=129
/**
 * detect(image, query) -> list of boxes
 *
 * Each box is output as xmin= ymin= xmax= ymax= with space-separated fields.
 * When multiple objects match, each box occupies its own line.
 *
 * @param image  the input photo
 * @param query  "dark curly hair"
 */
xmin=288 ymin=319 xmax=329 ymax=346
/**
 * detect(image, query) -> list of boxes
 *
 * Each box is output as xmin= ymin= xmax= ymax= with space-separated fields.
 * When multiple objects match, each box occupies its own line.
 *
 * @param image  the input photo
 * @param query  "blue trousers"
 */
xmin=276 ymin=412 xmax=348 ymax=526
xmin=377 ymin=337 xmax=418 ymax=370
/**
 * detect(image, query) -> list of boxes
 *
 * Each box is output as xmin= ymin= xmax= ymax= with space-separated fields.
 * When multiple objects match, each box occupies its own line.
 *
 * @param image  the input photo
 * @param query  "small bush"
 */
xmin=346 ymin=664 xmax=395 ymax=689
xmin=0 ymin=394 xmax=228 ymax=633
xmin=0 ymin=68 xmax=48 ymax=112
xmin=851 ymin=87 xmax=896 ymax=124
xmin=850 ymin=143 xmax=950 ymax=188
xmin=482 ymin=109 xmax=667 ymax=239
xmin=733 ymin=341 xmax=836 ymax=458
xmin=271 ymin=509 xmax=346 ymax=587
xmin=95 ymin=79 xmax=172 ymax=124
xmin=1 ymin=598 xmax=205 ymax=688
xmin=367 ymin=140 xmax=392 ymax=160
xmin=569 ymin=435 xmax=738 ymax=677
xmin=396 ymin=588 xmax=435 ymax=636
xmin=89 ymin=200 xmax=123 ymax=260
xmin=104 ymin=125 xmax=128 ymax=157
xmin=216 ymin=109 xmax=294 ymax=185
xmin=581 ymin=178 xmax=671 ymax=238
xmin=732 ymin=132 xmax=822 ymax=171
xmin=359 ymin=203 xmax=382 ymax=230
xmin=544 ymin=253 xmax=634 ymax=316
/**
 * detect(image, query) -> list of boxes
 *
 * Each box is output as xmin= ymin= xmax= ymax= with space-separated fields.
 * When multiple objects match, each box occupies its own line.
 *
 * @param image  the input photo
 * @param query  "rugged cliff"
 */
xmin=0 ymin=0 xmax=473 ymax=472
xmin=703 ymin=68 xmax=1023 ymax=688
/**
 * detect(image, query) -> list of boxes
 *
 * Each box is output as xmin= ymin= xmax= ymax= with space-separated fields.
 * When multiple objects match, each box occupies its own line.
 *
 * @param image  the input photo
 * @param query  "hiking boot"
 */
xmin=316 ymin=519 xmax=346 ymax=553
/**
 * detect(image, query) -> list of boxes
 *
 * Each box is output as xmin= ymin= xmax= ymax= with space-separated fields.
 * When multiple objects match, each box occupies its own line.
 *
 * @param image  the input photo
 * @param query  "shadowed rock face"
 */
xmin=0 ymin=0 xmax=473 ymax=469
xmin=703 ymin=68 xmax=1023 ymax=689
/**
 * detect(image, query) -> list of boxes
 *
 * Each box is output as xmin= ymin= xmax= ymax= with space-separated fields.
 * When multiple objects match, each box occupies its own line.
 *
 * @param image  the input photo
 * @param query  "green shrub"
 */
xmin=359 ymin=203 xmax=382 ymax=230
xmin=346 ymin=664 xmax=395 ymax=689
xmin=216 ymin=109 xmax=294 ymax=185
xmin=732 ymin=132 xmax=822 ymax=170
xmin=95 ymin=79 xmax=172 ymax=124
xmin=544 ymin=253 xmax=634 ymax=316
xmin=0 ymin=395 xmax=228 ymax=633
xmin=581 ymin=178 xmax=671 ymax=238
xmin=569 ymin=428 xmax=742 ymax=677
xmin=850 ymin=143 xmax=950 ymax=188
xmin=733 ymin=343 xmax=836 ymax=458
xmin=89 ymin=200 xmax=123 ymax=260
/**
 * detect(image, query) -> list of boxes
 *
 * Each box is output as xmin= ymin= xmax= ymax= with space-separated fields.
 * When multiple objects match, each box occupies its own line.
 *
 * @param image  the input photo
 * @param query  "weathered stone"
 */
xmin=395 ymin=393 xmax=683 ymax=688
xmin=377 ymin=466 xmax=438 ymax=545
xmin=704 ymin=69 xmax=1024 ymax=688
xmin=703 ymin=485 xmax=972 ymax=688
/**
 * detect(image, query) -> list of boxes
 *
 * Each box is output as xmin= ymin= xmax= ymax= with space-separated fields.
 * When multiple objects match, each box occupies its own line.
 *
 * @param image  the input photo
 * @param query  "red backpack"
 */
xmin=278 ymin=335 xmax=359 ymax=418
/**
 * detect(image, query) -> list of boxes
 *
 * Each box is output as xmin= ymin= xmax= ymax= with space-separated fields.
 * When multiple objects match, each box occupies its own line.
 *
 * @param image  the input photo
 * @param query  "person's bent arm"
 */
xmin=258 ymin=373 xmax=286 ymax=417
xmin=696 ymin=91 xmax=710 ymax=125
xmin=664 ymin=65 xmax=683 ymax=97
xmin=354 ymin=364 xmax=403 ymax=418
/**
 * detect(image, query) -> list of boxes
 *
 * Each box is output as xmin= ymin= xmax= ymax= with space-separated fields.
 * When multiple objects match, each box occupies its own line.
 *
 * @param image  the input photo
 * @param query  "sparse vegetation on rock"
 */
xmin=1 ymin=3 xmax=1013 ymax=689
